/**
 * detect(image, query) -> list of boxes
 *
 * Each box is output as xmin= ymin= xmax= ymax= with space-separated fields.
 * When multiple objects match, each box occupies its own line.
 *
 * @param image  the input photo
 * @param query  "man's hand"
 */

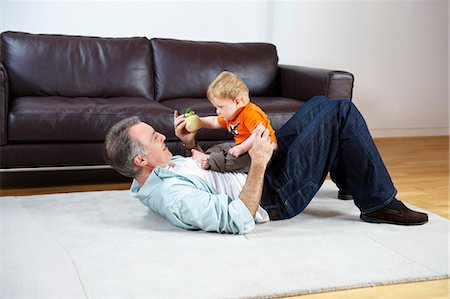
xmin=174 ymin=110 xmax=198 ymax=147
xmin=248 ymin=123 xmax=273 ymax=166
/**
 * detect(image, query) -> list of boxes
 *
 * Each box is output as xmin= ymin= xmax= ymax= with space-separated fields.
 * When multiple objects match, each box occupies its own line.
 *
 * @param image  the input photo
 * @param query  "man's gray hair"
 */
xmin=104 ymin=117 xmax=148 ymax=178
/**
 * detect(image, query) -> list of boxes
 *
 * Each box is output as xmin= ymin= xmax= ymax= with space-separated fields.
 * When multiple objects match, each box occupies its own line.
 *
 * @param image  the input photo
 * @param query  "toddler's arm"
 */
xmin=200 ymin=116 xmax=223 ymax=129
xmin=229 ymin=131 xmax=277 ymax=158
xmin=229 ymin=134 xmax=256 ymax=157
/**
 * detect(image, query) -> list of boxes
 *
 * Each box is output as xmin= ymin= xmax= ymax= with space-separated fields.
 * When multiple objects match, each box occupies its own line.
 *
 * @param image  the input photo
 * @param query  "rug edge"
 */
xmin=242 ymin=275 xmax=450 ymax=299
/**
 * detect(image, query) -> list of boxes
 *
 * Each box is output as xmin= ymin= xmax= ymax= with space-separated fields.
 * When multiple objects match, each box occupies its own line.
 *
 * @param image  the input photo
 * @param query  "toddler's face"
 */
xmin=211 ymin=98 xmax=239 ymax=120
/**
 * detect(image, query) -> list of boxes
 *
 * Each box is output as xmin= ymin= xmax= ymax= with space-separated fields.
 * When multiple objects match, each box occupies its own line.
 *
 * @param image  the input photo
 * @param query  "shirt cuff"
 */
xmin=229 ymin=198 xmax=256 ymax=234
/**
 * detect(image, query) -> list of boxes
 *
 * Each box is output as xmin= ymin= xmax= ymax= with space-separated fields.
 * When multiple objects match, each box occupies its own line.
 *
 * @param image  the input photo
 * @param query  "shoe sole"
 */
xmin=360 ymin=214 xmax=429 ymax=226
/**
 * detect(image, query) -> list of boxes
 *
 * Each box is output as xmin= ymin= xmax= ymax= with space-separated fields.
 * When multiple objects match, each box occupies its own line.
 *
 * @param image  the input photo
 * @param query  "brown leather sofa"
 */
xmin=0 ymin=31 xmax=354 ymax=169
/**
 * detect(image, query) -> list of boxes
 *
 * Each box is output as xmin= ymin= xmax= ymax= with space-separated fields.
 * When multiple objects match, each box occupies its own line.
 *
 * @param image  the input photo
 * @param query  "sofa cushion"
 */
xmin=1 ymin=31 xmax=154 ymax=99
xmin=8 ymin=97 xmax=174 ymax=142
xmin=161 ymin=97 xmax=305 ymax=141
xmin=151 ymin=38 xmax=279 ymax=101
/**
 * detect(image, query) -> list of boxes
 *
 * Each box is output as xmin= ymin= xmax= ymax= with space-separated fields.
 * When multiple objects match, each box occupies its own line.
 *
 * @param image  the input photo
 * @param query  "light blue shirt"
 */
xmin=130 ymin=157 xmax=256 ymax=234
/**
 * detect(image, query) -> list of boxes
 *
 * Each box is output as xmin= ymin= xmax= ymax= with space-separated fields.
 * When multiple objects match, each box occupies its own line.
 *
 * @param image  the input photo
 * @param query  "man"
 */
xmin=104 ymin=96 xmax=428 ymax=234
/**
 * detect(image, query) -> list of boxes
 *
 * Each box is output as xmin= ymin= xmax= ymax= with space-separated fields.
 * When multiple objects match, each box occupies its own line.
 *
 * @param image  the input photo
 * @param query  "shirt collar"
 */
xmin=130 ymin=155 xmax=185 ymax=200
xmin=229 ymin=103 xmax=250 ymax=123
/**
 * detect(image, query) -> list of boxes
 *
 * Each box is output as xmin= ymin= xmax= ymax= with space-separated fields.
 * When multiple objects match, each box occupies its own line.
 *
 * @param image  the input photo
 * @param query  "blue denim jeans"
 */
xmin=261 ymin=96 xmax=397 ymax=219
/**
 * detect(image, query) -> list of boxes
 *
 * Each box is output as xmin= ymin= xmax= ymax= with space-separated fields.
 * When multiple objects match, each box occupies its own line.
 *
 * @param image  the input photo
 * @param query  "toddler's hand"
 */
xmin=228 ymin=145 xmax=244 ymax=158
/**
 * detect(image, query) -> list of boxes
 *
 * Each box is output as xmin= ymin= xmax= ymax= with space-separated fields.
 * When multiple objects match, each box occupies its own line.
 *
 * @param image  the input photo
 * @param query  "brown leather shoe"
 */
xmin=360 ymin=201 xmax=428 ymax=225
xmin=338 ymin=189 xmax=354 ymax=200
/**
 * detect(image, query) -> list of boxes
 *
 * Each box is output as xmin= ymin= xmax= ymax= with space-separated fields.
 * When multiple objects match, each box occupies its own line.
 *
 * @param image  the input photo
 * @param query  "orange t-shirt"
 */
xmin=217 ymin=103 xmax=277 ymax=145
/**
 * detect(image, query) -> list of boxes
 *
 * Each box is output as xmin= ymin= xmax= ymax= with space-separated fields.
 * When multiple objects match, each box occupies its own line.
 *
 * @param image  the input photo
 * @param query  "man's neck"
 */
xmin=135 ymin=169 xmax=153 ymax=188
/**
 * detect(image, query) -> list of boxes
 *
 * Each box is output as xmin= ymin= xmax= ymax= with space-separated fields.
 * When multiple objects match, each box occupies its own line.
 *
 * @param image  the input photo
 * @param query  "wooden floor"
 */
xmin=1 ymin=136 xmax=449 ymax=298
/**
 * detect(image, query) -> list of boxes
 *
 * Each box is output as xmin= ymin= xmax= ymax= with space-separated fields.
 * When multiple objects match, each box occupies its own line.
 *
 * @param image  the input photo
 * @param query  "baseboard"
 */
xmin=369 ymin=127 xmax=449 ymax=138
xmin=0 ymin=165 xmax=112 ymax=173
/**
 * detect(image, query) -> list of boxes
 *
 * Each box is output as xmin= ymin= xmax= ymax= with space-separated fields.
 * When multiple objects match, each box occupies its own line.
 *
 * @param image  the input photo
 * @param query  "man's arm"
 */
xmin=238 ymin=124 xmax=274 ymax=218
xmin=137 ymin=175 xmax=256 ymax=234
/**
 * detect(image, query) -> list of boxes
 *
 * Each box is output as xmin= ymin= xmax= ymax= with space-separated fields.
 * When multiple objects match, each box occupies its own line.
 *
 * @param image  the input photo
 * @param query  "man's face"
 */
xmin=128 ymin=122 xmax=173 ymax=168
xmin=211 ymin=98 xmax=239 ymax=121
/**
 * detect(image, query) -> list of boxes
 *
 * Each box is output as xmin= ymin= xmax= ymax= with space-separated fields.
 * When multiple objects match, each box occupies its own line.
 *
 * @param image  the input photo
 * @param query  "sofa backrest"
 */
xmin=150 ymin=38 xmax=279 ymax=102
xmin=0 ymin=31 xmax=154 ymax=99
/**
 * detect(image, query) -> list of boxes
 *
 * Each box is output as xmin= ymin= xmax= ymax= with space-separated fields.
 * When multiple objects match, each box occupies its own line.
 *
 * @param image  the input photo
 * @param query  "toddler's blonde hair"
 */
xmin=206 ymin=71 xmax=250 ymax=104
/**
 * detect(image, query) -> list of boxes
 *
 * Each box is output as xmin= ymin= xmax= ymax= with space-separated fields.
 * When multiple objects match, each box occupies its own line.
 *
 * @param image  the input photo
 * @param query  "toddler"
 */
xmin=191 ymin=71 xmax=277 ymax=173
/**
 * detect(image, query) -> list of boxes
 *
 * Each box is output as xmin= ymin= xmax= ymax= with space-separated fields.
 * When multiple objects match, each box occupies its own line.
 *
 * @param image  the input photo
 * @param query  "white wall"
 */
xmin=271 ymin=1 xmax=449 ymax=137
xmin=0 ymin=1 xmax=272 ymax=42
xmin=1 ymin=0 xmax=448 ymax=137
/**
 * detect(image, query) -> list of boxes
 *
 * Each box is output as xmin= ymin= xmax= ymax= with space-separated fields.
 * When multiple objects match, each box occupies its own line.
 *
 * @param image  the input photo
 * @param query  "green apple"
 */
xmin=184 ymin=108 xmax=202 ymax=132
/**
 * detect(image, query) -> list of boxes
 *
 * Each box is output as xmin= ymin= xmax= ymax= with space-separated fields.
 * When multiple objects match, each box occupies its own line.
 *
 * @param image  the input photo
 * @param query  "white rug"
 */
xmin=1 ymin=180 xmax=448 ymax=299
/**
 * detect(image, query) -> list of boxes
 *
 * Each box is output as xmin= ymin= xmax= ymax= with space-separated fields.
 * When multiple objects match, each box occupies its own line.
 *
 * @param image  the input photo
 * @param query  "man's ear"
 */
xmin=133 ymin=155 xmax=148 ymax=167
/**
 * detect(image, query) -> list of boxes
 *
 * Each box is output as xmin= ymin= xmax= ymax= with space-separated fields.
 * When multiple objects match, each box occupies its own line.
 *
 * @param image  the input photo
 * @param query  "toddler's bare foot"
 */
xmin=191 ymin=149 xmax=210 ymax=169
xmin=200 ymin=158 xmax=210 ymax=170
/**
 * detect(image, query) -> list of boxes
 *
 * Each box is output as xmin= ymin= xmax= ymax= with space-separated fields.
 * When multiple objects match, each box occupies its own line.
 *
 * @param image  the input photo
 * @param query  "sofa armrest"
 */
xmin=279 ymin=64 xmax=354 ymax=101
xmin=0 ymin=62 xmax=9 ymax=145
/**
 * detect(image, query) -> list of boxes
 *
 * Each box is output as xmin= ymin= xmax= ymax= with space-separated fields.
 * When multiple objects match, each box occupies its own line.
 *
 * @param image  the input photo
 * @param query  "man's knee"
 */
xmin=309 ymin=96 xmax=353 ymax=111
xmin=328 ymin=98 xmax=353 ymax=110
xmin=310 ymin=95 xmax=329 ymax=103
xmin=327 ymin=99 xmax=356 ymax=126
xmin=330 ymin=98 xmax=351 ymax=104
